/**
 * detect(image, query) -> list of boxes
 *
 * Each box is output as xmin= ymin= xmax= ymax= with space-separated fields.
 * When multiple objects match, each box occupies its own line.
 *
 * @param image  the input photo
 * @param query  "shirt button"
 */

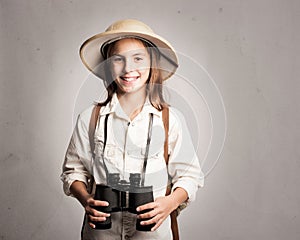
xmin=131 ymin=122 xmax=135 ymax=127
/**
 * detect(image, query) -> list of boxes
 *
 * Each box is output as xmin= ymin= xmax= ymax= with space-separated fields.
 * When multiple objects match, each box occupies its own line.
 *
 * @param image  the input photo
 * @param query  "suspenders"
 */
xmin=88 ymin=105 xmax=180 ymax=240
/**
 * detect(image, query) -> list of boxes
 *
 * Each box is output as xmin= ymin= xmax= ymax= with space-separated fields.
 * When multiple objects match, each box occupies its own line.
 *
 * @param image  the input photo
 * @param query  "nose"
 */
xmin=123 ymin=58 xmax=135 ymax=73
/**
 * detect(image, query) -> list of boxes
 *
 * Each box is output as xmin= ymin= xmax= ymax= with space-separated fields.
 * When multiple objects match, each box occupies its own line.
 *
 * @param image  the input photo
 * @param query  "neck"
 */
xmin=117 ymin=87 xmax=147 ymax=121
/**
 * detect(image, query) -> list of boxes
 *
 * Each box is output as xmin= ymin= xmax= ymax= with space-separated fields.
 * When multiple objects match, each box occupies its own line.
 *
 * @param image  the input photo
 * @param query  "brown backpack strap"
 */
xmin=88 ymin=105 xmax=101 ymax=154
xmin=162 ymin=106 xmax=169 ymax=165
xmin=162 ymin=107 xmax=180 ymax=240
xmin=170 ymin=211 xmax=179 ymax=240
xmin=87 ymin=105 xmax=101 ymax=194
xmin=82 ymin=105 xmax=101 ymax=238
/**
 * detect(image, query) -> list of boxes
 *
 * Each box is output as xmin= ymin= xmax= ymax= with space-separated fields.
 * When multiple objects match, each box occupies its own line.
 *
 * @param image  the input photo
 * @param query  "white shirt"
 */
xmin=61 ymin=93 xmax=204 ymax=239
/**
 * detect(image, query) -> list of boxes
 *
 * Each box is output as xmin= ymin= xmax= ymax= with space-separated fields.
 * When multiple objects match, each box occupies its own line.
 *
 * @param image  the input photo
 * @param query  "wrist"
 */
xmin=166 ymin=195 xmax=179 ymax=211
xmin=81 ymin=193 xmax=92 ymax=207
xmin=170 ymin=187 xmax=188 ymax=209
xmin=70 ymin=181 xmax=91 ymax=208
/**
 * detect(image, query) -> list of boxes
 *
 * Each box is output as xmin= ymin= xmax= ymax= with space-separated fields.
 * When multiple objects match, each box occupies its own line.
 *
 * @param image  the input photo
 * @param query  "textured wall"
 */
xmin=0 ymin=0 xmax=299 ymax=239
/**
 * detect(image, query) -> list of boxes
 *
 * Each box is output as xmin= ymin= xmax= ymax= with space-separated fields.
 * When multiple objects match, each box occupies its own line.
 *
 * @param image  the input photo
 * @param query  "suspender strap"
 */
xmin=162 ymin=106 xmax=180 ymax=240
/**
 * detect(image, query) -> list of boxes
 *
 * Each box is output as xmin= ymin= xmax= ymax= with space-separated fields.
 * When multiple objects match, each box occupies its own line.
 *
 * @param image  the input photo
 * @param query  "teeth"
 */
xmin=122 ymin=77 xmax=139 ymax=81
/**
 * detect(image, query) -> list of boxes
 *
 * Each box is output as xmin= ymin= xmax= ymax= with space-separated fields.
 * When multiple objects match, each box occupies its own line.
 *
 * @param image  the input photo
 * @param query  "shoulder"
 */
xmin=168 ymin=106 xmax=184 ymax=134
xmin=75 ymin=104 xmax=97 ymax=129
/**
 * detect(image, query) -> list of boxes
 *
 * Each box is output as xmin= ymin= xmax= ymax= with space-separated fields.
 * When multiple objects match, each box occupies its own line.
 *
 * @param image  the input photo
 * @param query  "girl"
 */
xmin=61 ymin=19 xmax=204 ymax=240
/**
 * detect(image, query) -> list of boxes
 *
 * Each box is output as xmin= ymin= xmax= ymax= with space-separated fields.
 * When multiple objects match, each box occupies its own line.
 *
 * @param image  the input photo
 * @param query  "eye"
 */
xmin=134 ymin=57 xmax=143 ymax=62
xmin=112 ymin=56 xmax=124 ymax=63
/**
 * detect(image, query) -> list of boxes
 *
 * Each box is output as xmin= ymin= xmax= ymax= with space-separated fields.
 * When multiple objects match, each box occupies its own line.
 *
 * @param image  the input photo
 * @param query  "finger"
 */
xmin=140 ymin=215 xmax=159 ymax=226
xmin=88 ymin=207 xmax=110 ymax=218
xmin=136 ymin=202 xmax=157 ymax=212
xmin=87 ymin=198 xmax=109 ymax=207
xmin=94 ymin=200 xmax=109 ymax=207
xmin=88 ymin=214 xmax=107 ymax=223
xmin=89 ymin=222 xmax=96 ymax=229
xmin=138 ymin=209 xmax=157 ymax=219
xmin=151 ymin=218 xmax=164 ymax=232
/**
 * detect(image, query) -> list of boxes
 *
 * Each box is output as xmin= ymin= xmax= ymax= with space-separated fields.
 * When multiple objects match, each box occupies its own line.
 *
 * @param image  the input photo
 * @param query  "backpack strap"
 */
xmin=89 ymin=105 xmax=101 ymax=155
xmin=162 ymin=106 xmax=169 ymax=165
xmin=87 ymin=105 xmax=101 ymax=194
xmin=82 ymin=104 xmax=101 ymax=239
xmin=162 ymin=107 xmax=180 ymax=240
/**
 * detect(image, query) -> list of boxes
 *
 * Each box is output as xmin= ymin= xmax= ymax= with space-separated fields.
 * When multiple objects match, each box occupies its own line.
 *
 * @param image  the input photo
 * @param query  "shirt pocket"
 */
xmin=140 ymin=145 xmax=163 ymax=161
xmin=141 ymin=148 xmax=166 ymax=173
xmin=94 ymin=141 xmax=104 ymax=158
xmin=103 ymin=144 xmax=123 ymax=173
xmin=93 ymin=142 xmax=123 ymax=173
xmin=142 ymin=150 xmax=168 ymax=193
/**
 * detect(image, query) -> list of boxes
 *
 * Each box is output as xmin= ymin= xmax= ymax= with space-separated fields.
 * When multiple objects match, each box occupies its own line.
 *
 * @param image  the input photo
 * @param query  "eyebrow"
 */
xmin=132 ymin=52 xmax=147 ymax=56
xmin=111 ymin=52 xmax=148 ymax=57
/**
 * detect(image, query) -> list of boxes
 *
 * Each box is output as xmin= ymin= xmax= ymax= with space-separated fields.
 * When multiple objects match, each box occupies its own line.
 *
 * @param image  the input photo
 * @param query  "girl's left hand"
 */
xmin=136 ymin=195 xmax=178 ymax=231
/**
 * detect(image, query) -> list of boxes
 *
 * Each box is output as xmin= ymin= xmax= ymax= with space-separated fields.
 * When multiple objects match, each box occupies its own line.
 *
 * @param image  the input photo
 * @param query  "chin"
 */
xmin=120 ymin=85 xmax=146 ymax=94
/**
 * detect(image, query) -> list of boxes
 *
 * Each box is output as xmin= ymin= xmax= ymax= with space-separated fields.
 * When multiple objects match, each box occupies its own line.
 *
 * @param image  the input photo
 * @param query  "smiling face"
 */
xmin=108 ymin=38 xmax=151 ymax=95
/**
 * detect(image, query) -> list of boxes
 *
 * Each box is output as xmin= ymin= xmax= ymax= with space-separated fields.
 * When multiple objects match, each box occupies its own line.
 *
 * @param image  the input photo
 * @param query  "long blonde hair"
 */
xmin=98 ymin=38 xmax=168 ymax=111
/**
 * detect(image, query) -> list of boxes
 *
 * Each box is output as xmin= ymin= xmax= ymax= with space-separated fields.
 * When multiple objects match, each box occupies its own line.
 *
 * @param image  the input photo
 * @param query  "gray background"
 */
xmin=1 ymin=0 xmax=299 ymax=239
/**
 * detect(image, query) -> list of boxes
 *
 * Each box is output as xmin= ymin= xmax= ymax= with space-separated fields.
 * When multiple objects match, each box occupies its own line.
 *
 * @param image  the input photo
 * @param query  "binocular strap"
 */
xmin=141 ymin=113 xmax=153 ymax=186
xmin=101 ymin=113 xmax=154 ymax=186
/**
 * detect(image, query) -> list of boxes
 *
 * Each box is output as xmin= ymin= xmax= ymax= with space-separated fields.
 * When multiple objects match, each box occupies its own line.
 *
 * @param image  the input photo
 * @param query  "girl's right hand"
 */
xmin=84 ymin=196 xmax=111 ymax=229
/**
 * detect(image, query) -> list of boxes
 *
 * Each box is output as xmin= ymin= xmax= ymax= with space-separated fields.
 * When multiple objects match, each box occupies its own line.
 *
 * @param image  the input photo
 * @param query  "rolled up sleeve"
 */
xmin=168 ymin=108 xmax=204 ymax=203
xmin=61 ymin=109 xmax=94 ymax=196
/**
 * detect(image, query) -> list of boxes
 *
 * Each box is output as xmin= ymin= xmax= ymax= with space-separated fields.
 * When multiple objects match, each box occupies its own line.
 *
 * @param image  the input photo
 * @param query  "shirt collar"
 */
xmin=141 ymin=97 xmax=162 ymax=117
xmin=99 ymin=93 xmax=119 ymax=116
xmin=100 ymin=93 xmax=162 ymax=119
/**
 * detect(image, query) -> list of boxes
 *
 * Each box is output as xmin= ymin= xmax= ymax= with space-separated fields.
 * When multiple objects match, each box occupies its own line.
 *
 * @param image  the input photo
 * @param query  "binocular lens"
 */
xmin=136 ymin=213 xmax=155 ymax=231
xmin=94 ymin=185 xmax=119 ymax=213
xmin=129 ymin=186 xmax=154 ymax=231
xmin=93 ymin=217 xmax=112 ymax=230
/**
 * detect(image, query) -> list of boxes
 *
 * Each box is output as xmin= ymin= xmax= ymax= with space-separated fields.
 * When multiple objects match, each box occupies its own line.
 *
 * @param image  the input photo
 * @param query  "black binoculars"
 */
xmin=92 ymin=173 xmax=155 ymax=231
